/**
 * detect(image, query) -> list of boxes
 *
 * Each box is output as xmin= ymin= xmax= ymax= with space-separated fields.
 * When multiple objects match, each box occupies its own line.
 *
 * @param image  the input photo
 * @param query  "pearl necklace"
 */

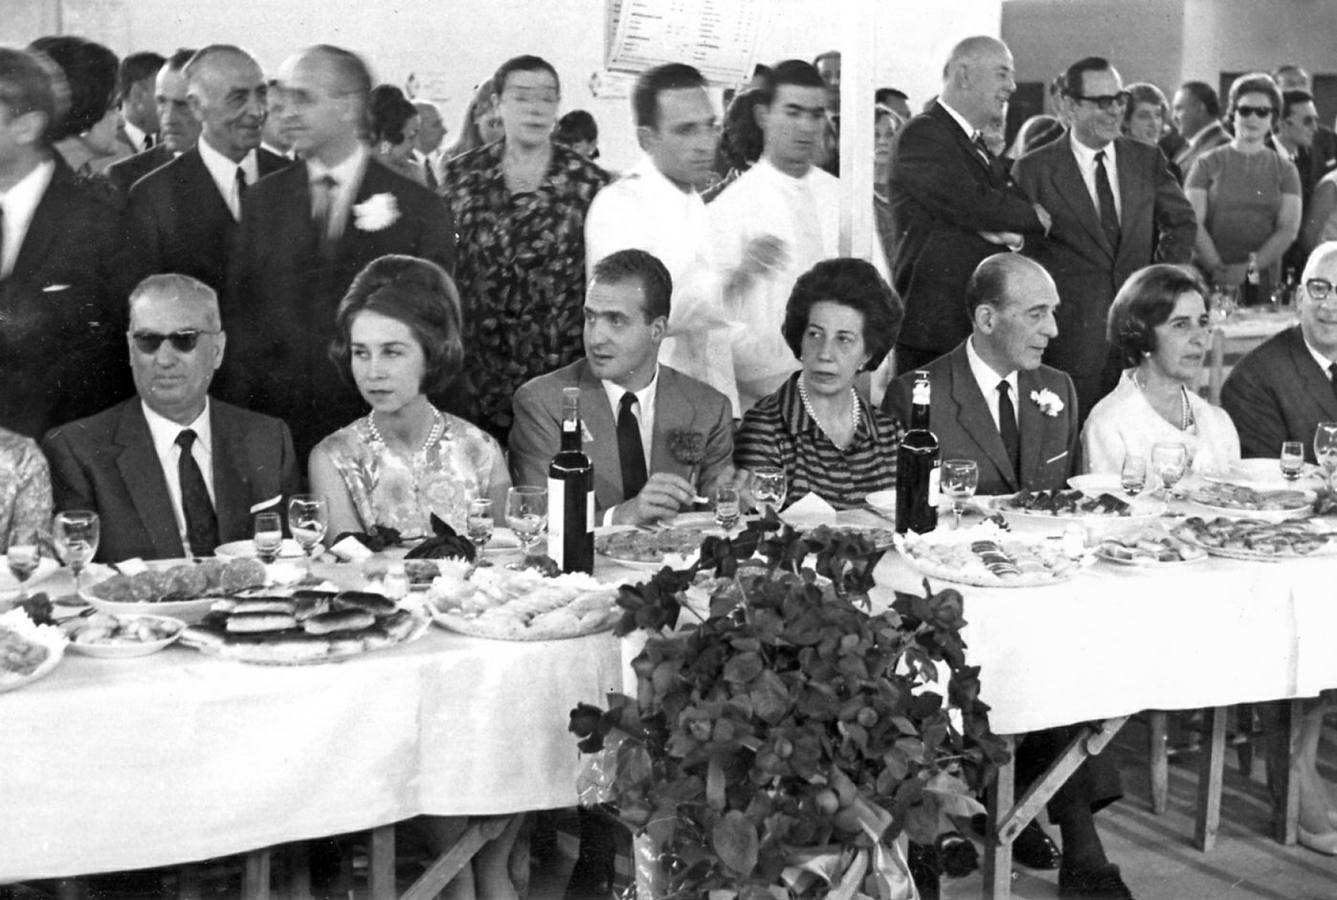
xmin=798 ymin=376 xmax=860 ymax=440
xmin=368 ymin=408 xmax=445 ymax=456
xmin=1133 ymin=371 xmax=1195 ymax=432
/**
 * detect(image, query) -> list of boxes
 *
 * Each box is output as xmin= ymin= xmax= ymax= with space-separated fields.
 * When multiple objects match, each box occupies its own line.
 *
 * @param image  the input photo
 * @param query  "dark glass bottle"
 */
xmin=1242 ymin=252 xmax=1260 ymax=307
xmin=895 ymin=371 xmax=940 ymax=534
xmin=547 ymin=387 xmax=594 ymax=573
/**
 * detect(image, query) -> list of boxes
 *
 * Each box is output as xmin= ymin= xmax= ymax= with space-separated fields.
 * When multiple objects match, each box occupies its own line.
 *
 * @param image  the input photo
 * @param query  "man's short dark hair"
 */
xmin=492 ymin=54 xmax=559 ymax=97
xmin=1273 ymin=64 xmax=1311 ymax=88
xmin=369 ymin=84 xmax=418 ymax=146
xmin=782 ymin=258 xmax=903 ymax=371
xmin=119 ymin=51 xmax=164 ymax=96
xmin=1179 ymin=80 xmax=1220 ymax=117
xmin=590 ymin=249 xmax=672 ymax=322
xmin=965 ymin=254 xmax=1047 ymax=319
xmin=1282 ymin=89 xmax=1314 ymax=121
xmin=165 ymin=48 xmax=197 ymax=73
xmin=757 ymin=59 xmax=826 ymax=106
xmin=1063 ymin=56 xmax=1113 ymax=99
xmin=29 ymin=36 xmax=118 ymax=140
xmin=0 ymin=47 xmax=63 ymax=147
xmin=875 ymin=87 xmax=907 ymax=106
xmin=1107 ymin=264 xmax=1208 ymax=367
xmin=632 ymin=63 xmax=706 ymax=128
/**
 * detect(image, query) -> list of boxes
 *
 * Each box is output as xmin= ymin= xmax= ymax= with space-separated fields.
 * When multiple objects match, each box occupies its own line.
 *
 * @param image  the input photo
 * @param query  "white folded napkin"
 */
xmin=780 ymin=493 xmax=838 ymax=529
xmin=330 ymin=536 xmax=374 ymax=562
xmin=115 ymin=558 xmax=148 ymax=576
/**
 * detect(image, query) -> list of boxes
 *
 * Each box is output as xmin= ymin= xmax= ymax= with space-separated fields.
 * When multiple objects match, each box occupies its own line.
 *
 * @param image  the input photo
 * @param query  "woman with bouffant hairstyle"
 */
xmin=310 ymin=254 xmax=509 ymax=540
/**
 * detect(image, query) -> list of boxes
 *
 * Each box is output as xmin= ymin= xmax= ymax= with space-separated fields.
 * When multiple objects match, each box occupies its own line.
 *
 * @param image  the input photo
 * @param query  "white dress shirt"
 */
xmin=0 ymin=159 xmax=54 ymax=279
xmin=936 ymin=98 xmax=978 ymax=143
xmin=306 ymin=144 xmax=370 ymax=241
xmin=585 ymin=155 xmax=738 ymax=415
xmin=966 ymin=336 xmax=1019 ymax=434
xmin=124 ymin=119 xmax=152 ymax=153
xmin=198 ymin=136 xmax=261 ymax=222
xmin=141 ymin=400 xmax=216 ymax=555
xmin=598 ymin=367 xmax=659 ymax=523
xmin=1068 ymin=131 xmax=1122 ymax=222
xmin=1304 ymin=333 xmax=1337 ymax=377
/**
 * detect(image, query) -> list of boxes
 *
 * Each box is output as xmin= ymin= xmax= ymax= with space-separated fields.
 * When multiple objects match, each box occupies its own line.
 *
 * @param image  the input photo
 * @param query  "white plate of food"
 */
xmin=982 ymin=488 xmax=1165 ymax=522
xmin=1066 ymin=474 xmax=1123 ymax=495
xmin=213 ymin=539 xmax=307 ymax=560
xmin=0 ymin=608 xmax=67 ymax=693
xmin=0 ymin=556 xmax=61 ymax=595
xmin=428 ymin=564 xmax=620 ymax=640
xmin=1203 ymin=458 xmax=1323 ymax=489
xmin=81 ymin=557 xmax=269 ymax=624
xmin=1169 ymin=516 xmax=1334 ymax=561
xmin=1094 ymin=523 xmax=1208 ymax=568
xmin=1181 ymin=482 xmax=1315 ymax=522
xmin=61 ymin=612 xmax=186 ymax=658
xmin=894 ymin=523 xmax=1085 ymax=588
xmin=594 ymin=526 xmax=714 ymax=570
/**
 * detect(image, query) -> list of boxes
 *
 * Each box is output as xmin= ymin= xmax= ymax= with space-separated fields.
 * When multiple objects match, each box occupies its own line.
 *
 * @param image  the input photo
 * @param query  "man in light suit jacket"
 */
xmin=221 ymin=44 xmax=454 ymax=461
xmin=1013 ymin=56 xmax=1196 ymax=420
xmin=43 ymin=274 xmax=301 ymax=562
xmin=128 ymin=45 xmax=289 ymax=292
xmin=887 ymin=36 xmax=1051 ymax=375
xmin=510 ymin=249 xmax=733 ymax=526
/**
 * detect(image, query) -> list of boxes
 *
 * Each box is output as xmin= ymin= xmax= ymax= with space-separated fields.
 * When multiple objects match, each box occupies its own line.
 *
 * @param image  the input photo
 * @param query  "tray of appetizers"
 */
xmin=1095 ymin=523 xmax=1208 ymax=567
xmin=427 ymin=560 xmax=620 ymax=640
xmin=0 ymin=608 xmax=66 ymax=693
xmin=894 ymin=523 xmax=1085 ymax=588
xmin=1169 ymin=516 xmax=1334 ymax=561
xmin=982 ymin=488 xmax=1165 ymax=522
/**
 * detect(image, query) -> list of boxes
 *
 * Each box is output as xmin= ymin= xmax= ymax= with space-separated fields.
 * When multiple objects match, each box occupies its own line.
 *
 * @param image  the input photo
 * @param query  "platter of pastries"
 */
xmin=1095 ymin=523 xmax=1208 ymax=567
xmin=83 ymin=558 xmax=269 ymax=623
xmin=428 ymin=563 xmax=620 ymax=640
xmin=1169 ymin=516 xmax=1333 ymax=561
xmin=595 ymin=527 xmax=711 ymax=568
xmin=985 ymin=489 xmax=1163 ymax=521
xmin=0 ymin=608 xmax=67 ymax=693
xmin=894 ymin=523 xmax=1083 ymax=588
xmin=1182 ymin=483 xmax=1313 ymax=520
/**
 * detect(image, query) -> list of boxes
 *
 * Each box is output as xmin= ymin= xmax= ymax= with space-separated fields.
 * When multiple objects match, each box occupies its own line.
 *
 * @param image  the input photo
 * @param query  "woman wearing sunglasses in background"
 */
xmin=1184 ymin=72 xmax=1302 ymax=301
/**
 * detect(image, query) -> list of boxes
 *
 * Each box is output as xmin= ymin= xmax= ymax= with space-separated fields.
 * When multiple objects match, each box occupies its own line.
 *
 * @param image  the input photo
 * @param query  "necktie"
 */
xmin=1328 ymin=363 xmax=1337 ymax=405
xmin=143 ymin=133 xmax=155 ymax=151
xmin=234 ymin=167 xmax=247 ymax=219
xmin=1095 ymin=150 xmax=1120 ymax=250
xmin=617 ymin=392 xmax=648 ymax=501
xmin=311 ymin=174 xmax=338 ymax=256
xmin=972 ymin=132 xmax=993 ymax=163
xmin=175 ymin=429 xmax=218 ymax=556
xmin=997 ymin=381 xmax=1021 ymax=481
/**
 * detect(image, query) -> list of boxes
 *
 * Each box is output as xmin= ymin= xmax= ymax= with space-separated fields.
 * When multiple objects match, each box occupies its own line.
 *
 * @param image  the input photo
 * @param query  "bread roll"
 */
xmin=304 ymin=609 xmax=375 ymax=635
xmin=226 ymin=612 xmax=298 ymax=633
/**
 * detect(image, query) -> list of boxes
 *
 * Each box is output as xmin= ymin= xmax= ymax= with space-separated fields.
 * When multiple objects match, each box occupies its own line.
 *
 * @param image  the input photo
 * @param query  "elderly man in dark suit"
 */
xmin=106 ymin=49 xmax=199 ymax=195
xmin=221 ymin=44 xmax=454 ymax=460
xmin=43 ymin=274 xmax=301 ymax=562
xmin=887 ymin=35 xmax=1051 ymax=376
xmin=0 ymin=47 xmax=134 ymax=440
xmin=128 ymin=45 xmax=288 ymax=292
xmin=1013 ymin=56 xmax=1196 ymax=420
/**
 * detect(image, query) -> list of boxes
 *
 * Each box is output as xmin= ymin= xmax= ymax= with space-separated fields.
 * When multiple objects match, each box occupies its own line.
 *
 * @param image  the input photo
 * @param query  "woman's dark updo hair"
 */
xmin=29 ymin=35 xmax=117 ymax=141
xmin=781 ymin=258 xmax=904 ymax=371
xmin=1107 ymin=264 xmax=1209 ymax=367
xmin=330 ymin=254 xmax=464 ymax=394
xmin=368 ymin=84 xmax=418 ymax=148
xmin=1227 ymin=72 xmax=1282 ymax=121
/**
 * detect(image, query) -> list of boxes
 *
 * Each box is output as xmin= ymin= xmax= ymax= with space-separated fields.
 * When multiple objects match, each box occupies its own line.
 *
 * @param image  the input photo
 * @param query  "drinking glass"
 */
xmin=1280 ymin=441 xmax=1306 ymax=482
xmin=940 ymin=459 xmax=979 ymax=529
xmin=5 ymin=528 xmax=41 ymax=600
xmin=1120 ymin=454 xmax=1147 ymax=496
xmin=1149 ymin=442 xmax=1189 ymax=497
xmin=1315 ymin=423 xmax=1337 ymax=487
xmin=287 ymin=495 xmax=328 ymax=574
xmin=1210 ymin=283 xmax=1238 ymax=322
xmin=751 ymin=467 xmax=787 ymax=515
xmin=466 ymin=498 xmax=495 ymax=564
xmin=714 ymin=484 xmax=741 ymax=532
xmin=253 ymin=511 xmax=283 ymax=564
xmin=52 ymin=510 xmax=99 ymax=593
xmin=506 ymin=487 xmax=548 ymax=558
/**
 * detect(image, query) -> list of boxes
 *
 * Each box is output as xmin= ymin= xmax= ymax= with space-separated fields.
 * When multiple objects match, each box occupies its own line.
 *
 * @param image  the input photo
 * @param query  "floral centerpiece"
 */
xmin=569 ymin=515 xmax=1006 ymax=900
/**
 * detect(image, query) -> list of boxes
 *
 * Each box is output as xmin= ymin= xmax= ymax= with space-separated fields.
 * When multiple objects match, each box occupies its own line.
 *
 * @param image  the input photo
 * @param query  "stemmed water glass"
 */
xmin=1149 ymin=442 xmax=1189 ymax=497
xmin=287 ymin=495 xmax=328 ymax=574
xmin=5 ymin=527 xmax=41 ymax=601
xmin=52 ymin=510 xmax=99 ymax=593
xmin=941 ymin=459 xmax=979 ymax=529
xmin=466 ymin=498 xmax=495 ymax=565
xmin=1280 ymin=441 xmax=1306 ymax=482
xmin=253 ymin=511 xmax=283 ymax=564
xmin=751 ymin=467 xmax=787 ymax=516
xmin=1120 ymin=454 xmax=1147 ymax=496
xmin=1315 ymin=423 xmax=1337 ymax=488
xmin=506 ymin=487 xmax=548 ymax=558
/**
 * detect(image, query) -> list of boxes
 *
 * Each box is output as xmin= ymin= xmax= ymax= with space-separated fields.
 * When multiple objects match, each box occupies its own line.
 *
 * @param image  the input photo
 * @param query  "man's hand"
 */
xmin=609 ymin=473 xmax=698 ymax=526
xmin=1033 ymin=203 xmax=1052 ymax=234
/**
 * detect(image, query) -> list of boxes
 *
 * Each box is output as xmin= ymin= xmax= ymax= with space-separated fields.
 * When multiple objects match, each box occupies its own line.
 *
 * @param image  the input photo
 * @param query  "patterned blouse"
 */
xmin=313 ymin=412 xmax=505 ymax=537
xmin=0 ymin=428 xmax=53 ymax=552
xmin=734 ymin=373 xmax=905 ymax=510
xmin=440 ymin=140 xmax=610 ymax=438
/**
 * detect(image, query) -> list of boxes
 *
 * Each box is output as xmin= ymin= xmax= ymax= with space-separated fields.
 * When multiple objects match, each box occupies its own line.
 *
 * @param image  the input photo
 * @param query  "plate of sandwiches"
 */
xmin=1169 ymin=516 xmax=1334 ymax=562
xmin=180 ymin=588 xmax=430 ymax=664
xmin=1095 ymin=522 xmax=1208 ymax=567
xmin=427 ymin=562 xmax=620 ymax=641
xmin=594 ymin=526 xmax=713 ymax=569
xmin=894 ymin=522 xmax=1085 ymax=588
xmin=983 ymin=488 xmax=1165 ymax=522
xmin=1181 ymin=482 xmax=1315 ymax=522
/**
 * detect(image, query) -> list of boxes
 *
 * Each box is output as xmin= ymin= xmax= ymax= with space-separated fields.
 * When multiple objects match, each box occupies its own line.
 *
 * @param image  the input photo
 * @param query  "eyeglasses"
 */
xmin=1304 ymin=279 xmax=1337 ymax=302
xmin=1236 ymin=105 xmax=1273 ymax=119
xmin=129 ymin=330 xmax=219 ymax=354
xmin=1070 ymin=91 xmax=1130 ymax=112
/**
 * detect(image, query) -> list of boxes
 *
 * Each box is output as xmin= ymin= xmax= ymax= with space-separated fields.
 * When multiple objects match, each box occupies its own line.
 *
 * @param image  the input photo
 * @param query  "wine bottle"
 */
xmin=896 ymin=370 xmax=940 ymax=534
xmin=548 ymin=386 xmax=595 ymax=573
xmin=1242 ymin=252 xmax=1260 ymax=307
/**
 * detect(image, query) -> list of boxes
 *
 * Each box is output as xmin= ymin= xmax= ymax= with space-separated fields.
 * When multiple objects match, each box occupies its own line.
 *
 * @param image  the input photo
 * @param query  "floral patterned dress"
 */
xmin=440 ymin=140 xmax=610 ymax=438
xmin=0 ymin=428 xmax=53 ymax=551
xmin=313 ymin=412 xmax=504 ymax=537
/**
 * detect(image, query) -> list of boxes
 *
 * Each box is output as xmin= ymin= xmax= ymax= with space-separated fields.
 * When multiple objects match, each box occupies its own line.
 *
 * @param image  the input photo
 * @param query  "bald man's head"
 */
xmin=186 ymin=45 xmax=266 ymax=161
xmin=940 ymin=36 xmax=1015 ymax=131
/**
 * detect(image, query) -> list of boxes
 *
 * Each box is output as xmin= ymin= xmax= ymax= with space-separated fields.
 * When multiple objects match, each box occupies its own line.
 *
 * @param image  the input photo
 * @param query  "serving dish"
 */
xmin=894 ymin=523 xmax=1085 ymax=588
xmin=63 ymin=613 xmax=185 ymax=658
xmin=428 ymin=564 xmax=620 ymax=640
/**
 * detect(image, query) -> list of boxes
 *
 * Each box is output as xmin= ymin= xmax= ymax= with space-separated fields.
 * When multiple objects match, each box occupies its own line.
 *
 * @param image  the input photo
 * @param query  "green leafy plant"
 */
xmin=570 ymin=514 xmax=1007 ymax=899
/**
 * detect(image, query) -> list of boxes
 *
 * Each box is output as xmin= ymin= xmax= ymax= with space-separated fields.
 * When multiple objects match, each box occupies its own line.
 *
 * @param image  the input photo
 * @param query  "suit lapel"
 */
xmin=208 ymin=402 xmax=251 ymax=544
xmin=929 ymin=102 xmax=993 ymax=178
xmin=1050 ymin=143 xmax=1113 ymax=258
xmin=10 ymin=165 xmax=71 ymax=282
xmin=577 ymin=362 xmax=624 ymax=508
xmin=181 ymin=149 xmax=234 ymax=226
xmin=947 ymin=346 xmax=1018 ymax=491
xmin=1016 ymin=370 xmax=1049 ymax=486
xmin=1285 ymin=327 xmax=1337 ymax=421
xmin=113 ymin=403 xmax=185 ymax=559
xmin=648 ymin=368 xmax=693 ymax=479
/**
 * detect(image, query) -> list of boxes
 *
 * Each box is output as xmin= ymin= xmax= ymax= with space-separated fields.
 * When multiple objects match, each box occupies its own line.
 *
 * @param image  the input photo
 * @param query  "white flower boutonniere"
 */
xmin=352 ymin=193 xmax=400 ymax=232
xmin=1030 ymin=388 xmax=1064 ymax=417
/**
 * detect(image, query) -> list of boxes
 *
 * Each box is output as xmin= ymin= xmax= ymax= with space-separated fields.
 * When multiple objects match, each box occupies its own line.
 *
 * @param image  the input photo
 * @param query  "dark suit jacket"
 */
xmin=106 ymin=145 xmax=174 ymax=196
xmin=508 ymin=360 xmax=733 ymax=514
xmin=886 ymin=101 xmax=1047 ymax=355
xmin=42 ymin=398 xmax=302 ymax=562
xmin=1012 ymin=135 xmax=1196 ymax=410
xmin=881 ymin=341 xmax=1080 ymax=496
xmin=0 ymin=161 xmax=135 ymax=439
xmin=1220 ymin=325 xmax=1337 ymax=462
xmin=127 ymin=145 xmax=290 ymax=292
xmin=221 ymin=154 xmax=455 ymax=460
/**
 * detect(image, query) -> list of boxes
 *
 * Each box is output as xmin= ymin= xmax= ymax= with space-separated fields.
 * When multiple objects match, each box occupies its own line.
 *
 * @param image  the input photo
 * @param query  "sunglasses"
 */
xmin=129 ymin=330 xmax=218 ymax=354
xmin=1236 ymin=105 xmax=1273 ymax=119
xmin=1070 ymin=91 xmax=1130 ymax=112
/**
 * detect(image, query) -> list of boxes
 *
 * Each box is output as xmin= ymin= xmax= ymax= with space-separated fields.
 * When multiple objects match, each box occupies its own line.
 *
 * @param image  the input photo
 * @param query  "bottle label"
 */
xmin=912 ymin=379 xmax=930 ymax=406
xmin=928 ymin=461 xmax=941 ymax=506
xmin=586 ymin=490 xmax=595 ymax=532
xmin=547 ymin=476 xmax=565 ymax=566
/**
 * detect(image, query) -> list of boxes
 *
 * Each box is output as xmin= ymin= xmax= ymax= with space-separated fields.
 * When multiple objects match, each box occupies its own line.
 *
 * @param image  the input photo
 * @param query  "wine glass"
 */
xmin=287 ymin=495 xmax=328 ymax=574
xmin=1315 ymin=423 xmax=1337 ymax=487
xmin=1210 ymin=283 xmax=1238 ymax=322
xmin=253 ymin=511 xmax=283 ymax=564
xmin=751 ymin=467 xmax=787 ymax=515
xmin=506 ymin=487 xmax=548 ymax=558
xmin=1120 ymin=454 xmax=1147 ymax=496
xmin=52 ymin=510 xmax=99 ymax=593
xmin=466 ymin=498 xmax=495 ymax=565
xmin=713 ymin=484 xmax=741 ymax=533
xmin=940 ymin=459 xmax=979 ymax=529
xmin=1280 ymin=441 xmax=1306 ymax=482
xmin=1149 ymin=442 xmax=1189 ymax=497
xmin=5 ymin=528 xmax=41 ymax=601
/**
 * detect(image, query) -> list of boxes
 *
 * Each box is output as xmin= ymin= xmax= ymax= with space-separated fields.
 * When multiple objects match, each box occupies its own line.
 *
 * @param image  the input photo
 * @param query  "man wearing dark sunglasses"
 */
xmin=1013 ymin=55 xmax=1196 ymax=423
xmin=42 ymin=273 xmax=301 ymax=562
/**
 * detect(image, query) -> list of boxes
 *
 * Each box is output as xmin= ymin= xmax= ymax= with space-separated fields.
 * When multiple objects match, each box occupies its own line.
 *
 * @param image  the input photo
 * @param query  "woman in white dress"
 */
xmin=1082 ymin=264 xmax=1241 ymax=475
